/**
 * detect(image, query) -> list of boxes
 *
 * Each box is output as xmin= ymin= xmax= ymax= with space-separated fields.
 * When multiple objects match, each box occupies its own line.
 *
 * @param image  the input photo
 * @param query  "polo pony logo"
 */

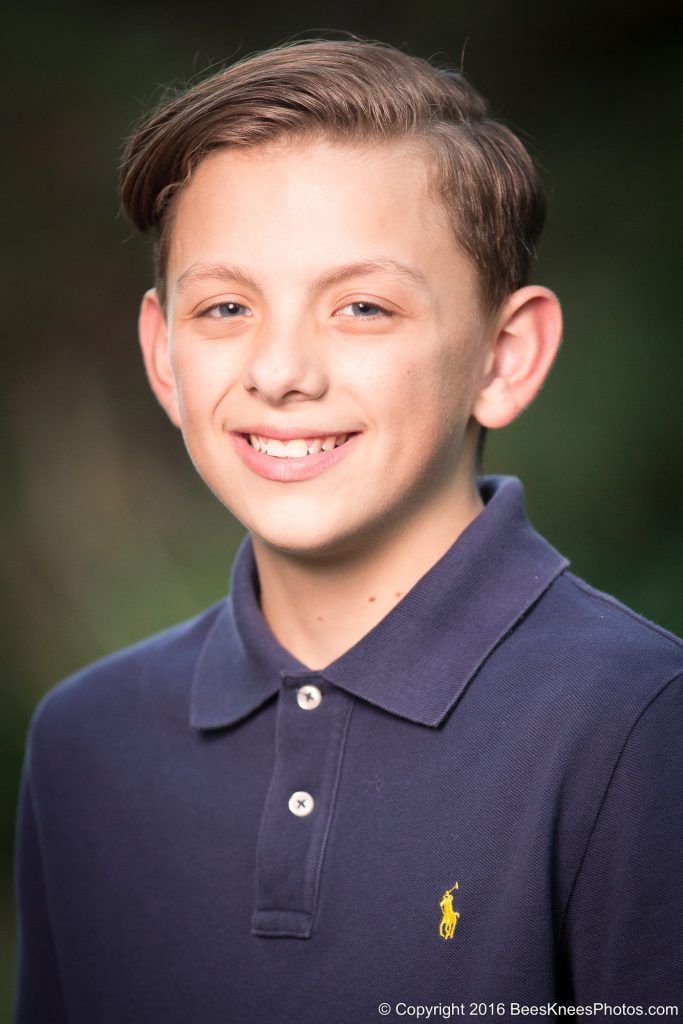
xmin=438 ymin=882 xmax=460 ymax=940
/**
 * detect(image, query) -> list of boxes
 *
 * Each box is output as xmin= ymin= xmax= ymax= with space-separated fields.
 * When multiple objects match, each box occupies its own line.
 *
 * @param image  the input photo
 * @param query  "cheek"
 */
xmin=430 ymin=331 xmax=484 ymax=424
xmin=369 ymin=335 xmax=478 ymax=445
xmin=171 ymin=343 xmax=237 ymax=426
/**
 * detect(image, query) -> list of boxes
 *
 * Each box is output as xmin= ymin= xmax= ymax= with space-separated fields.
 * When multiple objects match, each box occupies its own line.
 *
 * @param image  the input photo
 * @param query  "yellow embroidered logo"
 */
xmin=438 ymin=882 xmax=460 ymax=940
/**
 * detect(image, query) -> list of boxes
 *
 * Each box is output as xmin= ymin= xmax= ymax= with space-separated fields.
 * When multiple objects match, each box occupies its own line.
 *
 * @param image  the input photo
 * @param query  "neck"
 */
xmin=251 ymin=470 xmax=485 ymax=670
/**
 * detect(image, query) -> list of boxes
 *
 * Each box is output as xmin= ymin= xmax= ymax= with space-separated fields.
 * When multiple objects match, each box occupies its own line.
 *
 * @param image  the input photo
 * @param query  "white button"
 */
xmin=288 ymin=791 xmax=315 ymax=817
xmin=296 ymin=684 xmax=322 ymax=710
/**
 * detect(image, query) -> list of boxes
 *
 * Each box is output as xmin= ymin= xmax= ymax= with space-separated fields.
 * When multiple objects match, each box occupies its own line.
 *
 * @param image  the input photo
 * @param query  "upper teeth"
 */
xmin=249 ymin=434 xmax=349 ymax=457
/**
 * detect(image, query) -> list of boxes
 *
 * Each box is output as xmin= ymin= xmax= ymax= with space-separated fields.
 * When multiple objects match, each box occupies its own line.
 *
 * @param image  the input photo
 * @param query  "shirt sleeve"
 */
xmin=13 ymin=756 xmax=69 ymax=1023
xmin=561 ymin=670 xmax=683 ymax=1009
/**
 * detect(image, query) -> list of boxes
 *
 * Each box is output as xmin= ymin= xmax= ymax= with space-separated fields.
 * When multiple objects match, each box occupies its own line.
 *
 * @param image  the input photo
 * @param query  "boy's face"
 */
xmin=148 ymin=138 xmax=494 ymax=556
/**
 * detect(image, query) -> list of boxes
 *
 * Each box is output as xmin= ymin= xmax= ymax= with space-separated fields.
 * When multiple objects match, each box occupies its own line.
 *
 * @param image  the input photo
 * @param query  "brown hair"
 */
xmin=119 ymin=37 xmax=546 ymax=318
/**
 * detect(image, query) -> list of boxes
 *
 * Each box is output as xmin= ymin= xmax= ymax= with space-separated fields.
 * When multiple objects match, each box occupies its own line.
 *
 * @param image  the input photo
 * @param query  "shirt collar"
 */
xmin=190 ymin=474 xmax=569 ymax=730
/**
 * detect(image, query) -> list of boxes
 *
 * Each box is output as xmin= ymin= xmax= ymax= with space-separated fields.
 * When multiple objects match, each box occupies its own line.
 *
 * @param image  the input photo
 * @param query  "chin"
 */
xmin=238 ymin=505 xmax=374 ymax=562
xmin=250 ymin=520 xmax=354 ymax=559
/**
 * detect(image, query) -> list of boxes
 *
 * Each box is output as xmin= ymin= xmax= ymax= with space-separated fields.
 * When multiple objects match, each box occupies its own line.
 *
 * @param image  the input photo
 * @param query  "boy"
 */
xmin=13 ymin=38 xmax=682 ymax=1022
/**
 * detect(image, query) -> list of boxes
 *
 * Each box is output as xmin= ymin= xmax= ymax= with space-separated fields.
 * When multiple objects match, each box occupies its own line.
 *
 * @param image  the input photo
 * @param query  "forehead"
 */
xmin=168 ymin=139 xmax=457 ymax=268
xmin=174 ymin=135 xmax=439 ymax=213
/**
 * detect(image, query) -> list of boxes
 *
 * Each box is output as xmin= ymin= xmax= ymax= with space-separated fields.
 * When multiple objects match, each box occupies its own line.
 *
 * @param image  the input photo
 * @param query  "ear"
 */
xmin=138 ymin=288 xmax=181 ymax=428
xmin=472 ymin=286 xmax=563 ymax=430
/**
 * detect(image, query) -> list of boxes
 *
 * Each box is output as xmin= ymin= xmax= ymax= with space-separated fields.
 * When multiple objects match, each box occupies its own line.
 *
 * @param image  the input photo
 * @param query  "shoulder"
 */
xmin=513 ymin=565 xmax=682 ymax=754
xmin=25 ymin=599 xmax=228 ymax=759
xmin=500 ymin=566 xmax=682 ymax=884
xmin=543 ymin=568 xmax=682 ymax=677
xmin=555 ymin=568 xmax=681 ymax=652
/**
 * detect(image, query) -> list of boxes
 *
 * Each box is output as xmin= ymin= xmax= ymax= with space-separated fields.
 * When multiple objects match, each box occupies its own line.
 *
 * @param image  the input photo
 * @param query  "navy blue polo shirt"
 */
xmin=14 ymin=475 xmax=683 ymax=1022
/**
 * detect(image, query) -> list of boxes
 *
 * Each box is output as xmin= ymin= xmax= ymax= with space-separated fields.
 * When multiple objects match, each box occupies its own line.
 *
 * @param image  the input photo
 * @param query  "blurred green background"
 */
xmin=2 ymin=0 xmax=681 ymax=1015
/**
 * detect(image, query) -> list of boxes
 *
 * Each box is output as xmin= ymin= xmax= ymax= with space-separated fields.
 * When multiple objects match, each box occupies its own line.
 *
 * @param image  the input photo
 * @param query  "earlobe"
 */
xmin=138 ymin=288 xmax=181 ymax=428
xmin=472 ymin=286 xmax=563 ymax=430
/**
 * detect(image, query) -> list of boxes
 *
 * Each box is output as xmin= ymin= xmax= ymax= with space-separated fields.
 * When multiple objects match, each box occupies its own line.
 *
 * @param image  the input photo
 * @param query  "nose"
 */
xmin=241 ymin=317 xmax=328 ymax=406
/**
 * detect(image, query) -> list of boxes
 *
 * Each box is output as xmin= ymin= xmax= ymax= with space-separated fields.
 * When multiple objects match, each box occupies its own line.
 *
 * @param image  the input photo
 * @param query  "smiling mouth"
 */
xmin=240 ymin=433 xmax=358 ymax=458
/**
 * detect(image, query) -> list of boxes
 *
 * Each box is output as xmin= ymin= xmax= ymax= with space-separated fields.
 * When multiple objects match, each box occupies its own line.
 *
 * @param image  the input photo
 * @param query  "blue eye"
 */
xmin=202 ymin=302 xmax=252 ymax=318
xmin=336 ymin=301 xmax=392 ymax=318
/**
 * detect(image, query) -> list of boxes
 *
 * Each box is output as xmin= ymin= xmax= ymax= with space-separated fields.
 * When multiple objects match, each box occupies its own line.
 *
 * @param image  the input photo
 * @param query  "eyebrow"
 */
xmin=175 ymin=257 xmax=428 ymax=294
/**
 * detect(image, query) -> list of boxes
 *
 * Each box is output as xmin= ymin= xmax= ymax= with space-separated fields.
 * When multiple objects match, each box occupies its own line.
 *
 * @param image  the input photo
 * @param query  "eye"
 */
xmin=335 ymin=301 xmax=393 ymax=319
xmin=200 ymin=301 xmax=253 ymax=319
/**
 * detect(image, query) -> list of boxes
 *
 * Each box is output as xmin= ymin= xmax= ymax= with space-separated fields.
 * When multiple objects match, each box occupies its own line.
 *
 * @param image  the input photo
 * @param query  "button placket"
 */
xmin=251 ymin=673 xmax=353 ymax=939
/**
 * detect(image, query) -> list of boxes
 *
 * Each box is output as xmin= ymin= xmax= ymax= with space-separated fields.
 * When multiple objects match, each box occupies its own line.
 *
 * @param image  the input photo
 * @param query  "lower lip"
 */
xmin=229 ymin=432 xmax=362 ymax=482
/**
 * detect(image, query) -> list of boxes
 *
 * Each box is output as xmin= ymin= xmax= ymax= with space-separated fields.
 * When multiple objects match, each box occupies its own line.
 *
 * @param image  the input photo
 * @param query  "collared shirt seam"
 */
xmin=558 ymin=668 xmax=683 ymax=942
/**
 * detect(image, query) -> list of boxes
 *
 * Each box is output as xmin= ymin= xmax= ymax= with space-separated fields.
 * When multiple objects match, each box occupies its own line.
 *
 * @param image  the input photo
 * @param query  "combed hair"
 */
xmin=119 ymin=37 xmax=546 ymax=317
